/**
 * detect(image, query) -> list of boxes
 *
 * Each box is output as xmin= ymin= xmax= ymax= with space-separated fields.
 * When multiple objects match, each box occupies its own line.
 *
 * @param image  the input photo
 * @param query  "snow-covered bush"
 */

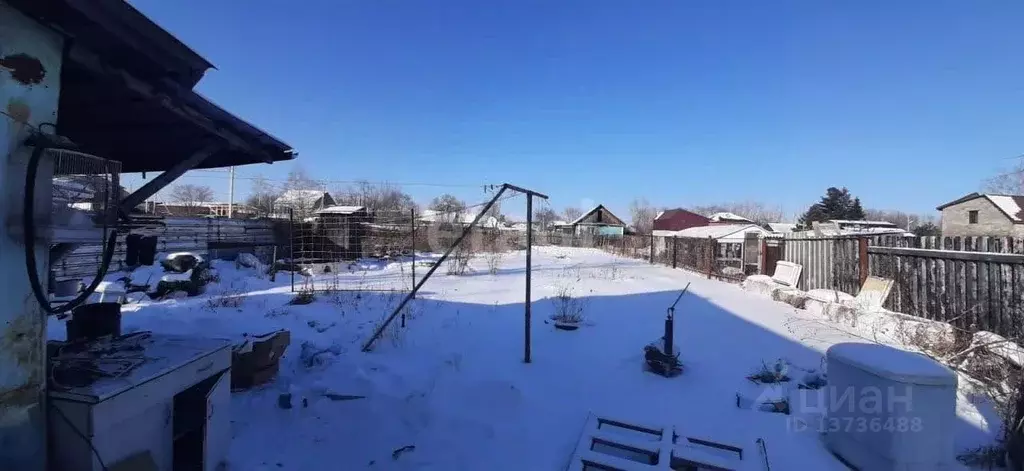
xmin=446 ymin=242 xmax=474 ymax=276
xmin=485 ymin=252 xmax=503 ymax=275
xmin=549 ymin=284 xmax=587 ymax=325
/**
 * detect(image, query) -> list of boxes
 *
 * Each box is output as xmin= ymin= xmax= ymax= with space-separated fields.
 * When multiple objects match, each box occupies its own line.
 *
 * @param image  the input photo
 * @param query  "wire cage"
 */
xmin=47 ymin=148 xmax=122 ymax=243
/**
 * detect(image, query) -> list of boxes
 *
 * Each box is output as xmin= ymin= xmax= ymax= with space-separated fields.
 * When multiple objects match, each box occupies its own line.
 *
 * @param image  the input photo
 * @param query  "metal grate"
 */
xmin=48 ymin=148 xmax=121 ymax=231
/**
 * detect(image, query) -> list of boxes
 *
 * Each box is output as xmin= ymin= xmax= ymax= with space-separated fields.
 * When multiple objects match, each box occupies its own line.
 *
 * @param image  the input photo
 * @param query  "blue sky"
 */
xmin=127 ymin=0 xmax=1024 ymax=220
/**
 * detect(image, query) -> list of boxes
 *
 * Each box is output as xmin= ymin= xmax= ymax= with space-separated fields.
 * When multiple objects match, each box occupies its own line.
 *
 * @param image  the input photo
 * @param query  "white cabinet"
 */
xmin=48 ymin=334 xmax=233 ymax=471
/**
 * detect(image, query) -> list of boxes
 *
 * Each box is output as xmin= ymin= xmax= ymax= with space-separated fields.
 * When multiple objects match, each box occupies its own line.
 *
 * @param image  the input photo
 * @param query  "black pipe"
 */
xmin=23 ymin=140 xmax=118 ymax=314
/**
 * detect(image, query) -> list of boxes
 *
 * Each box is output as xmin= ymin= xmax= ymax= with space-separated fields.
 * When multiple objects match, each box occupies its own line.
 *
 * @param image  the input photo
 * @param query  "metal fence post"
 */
xmin=290 ymin=208 xmax=295 ymax=292
xmin=672 ymin=237 xmax=678 ymax=269
xmin=405 ymin=208 xmax=409 ymax=298
xmin=706 ymin=236 xmax=714 ymax=279
xmin=650 ymin=233 xmax=655 ymax=264
xmin=858 ymin=237 xmax=869 ymax=286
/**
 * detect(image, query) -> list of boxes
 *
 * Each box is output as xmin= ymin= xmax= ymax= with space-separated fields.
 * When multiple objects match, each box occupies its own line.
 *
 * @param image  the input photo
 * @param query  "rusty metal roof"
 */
xmin=8 ymin=0 xmax=295 ymax=172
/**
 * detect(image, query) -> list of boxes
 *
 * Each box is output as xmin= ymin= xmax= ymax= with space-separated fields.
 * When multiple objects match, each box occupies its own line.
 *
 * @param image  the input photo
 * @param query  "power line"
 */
xmin=147 ymin=170 xmax=492 ymax=189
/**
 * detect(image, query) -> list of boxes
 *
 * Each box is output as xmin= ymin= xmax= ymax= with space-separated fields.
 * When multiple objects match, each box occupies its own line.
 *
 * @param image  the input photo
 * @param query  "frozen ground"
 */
xmin=50 ymin=246 xmax=1000 ymax=470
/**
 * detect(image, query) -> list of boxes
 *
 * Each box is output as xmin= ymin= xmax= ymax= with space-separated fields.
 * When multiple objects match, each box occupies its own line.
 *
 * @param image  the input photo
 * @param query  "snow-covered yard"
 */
xmin=51 ymin=246 xmax=1002 ymax=470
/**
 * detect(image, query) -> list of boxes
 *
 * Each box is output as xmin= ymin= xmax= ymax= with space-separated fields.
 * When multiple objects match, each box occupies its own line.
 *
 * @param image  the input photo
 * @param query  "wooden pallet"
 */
xmin=566 ymin=414 xmax=770 ymax=471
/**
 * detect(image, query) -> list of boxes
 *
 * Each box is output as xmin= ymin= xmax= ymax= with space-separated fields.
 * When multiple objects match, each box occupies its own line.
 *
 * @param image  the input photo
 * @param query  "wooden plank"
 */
xmin=946 ymin=259 xmax=954 ymax=325
xmin=936 ymin=259 xmax=947 ymax=322
xmin=867 ymin=246 xmax=1024 ymax=264
xmin=979 ymin=262 xmax=991 ymax=331
xmin=909 ymin=255 xmax=920 ymax=317
xmin=1016 ymin=265 xmax=1024 ymax=338
xmin=956 ymin=260 xmax=967 ymax=331
xmin=1001 ymin=263 xmax=1013 ymax=338
xmin=990 ymin=262 xmax=1002 ymax=335
xmin=966 ymin=261 xmax=978 ymax=330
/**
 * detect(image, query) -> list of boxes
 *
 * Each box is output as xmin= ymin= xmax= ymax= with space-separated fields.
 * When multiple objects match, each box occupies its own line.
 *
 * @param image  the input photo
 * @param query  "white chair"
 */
xmin=743 ymin=261 xmax=804 ymax=298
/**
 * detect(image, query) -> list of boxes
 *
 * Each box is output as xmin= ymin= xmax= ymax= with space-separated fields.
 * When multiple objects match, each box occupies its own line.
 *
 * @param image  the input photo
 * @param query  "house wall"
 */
xmin=1 ymin=3 xmax=64 ymax=466
xmin=653 ymin=210 xmax=709 ymax=231
xmin=941 ymin=197 xmax=1024 ymax=237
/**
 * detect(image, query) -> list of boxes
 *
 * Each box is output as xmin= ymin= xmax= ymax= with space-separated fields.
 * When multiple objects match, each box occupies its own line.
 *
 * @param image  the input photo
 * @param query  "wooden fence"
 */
xmin=780 ymin=237 xmax=861 ymax=293
xmin=915 ymin=235 xmax=1024 ymax=254
xmin=869 ymin=246 xmax=1024 ymax=338
xmin=771 ymin=234 xmax=1024 ymax=338
xmin=53 ymin=217 xmax=280 ymax=280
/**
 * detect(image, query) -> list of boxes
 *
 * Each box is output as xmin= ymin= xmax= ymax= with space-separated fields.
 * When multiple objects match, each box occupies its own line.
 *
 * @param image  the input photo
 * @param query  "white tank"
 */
xmin=823 ymin=342 xmax=958 ymax=471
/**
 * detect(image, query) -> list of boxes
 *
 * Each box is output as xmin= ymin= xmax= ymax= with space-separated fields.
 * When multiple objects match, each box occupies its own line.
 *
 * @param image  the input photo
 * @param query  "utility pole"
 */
xmin=228 ymin=166 xmax=235 ymax=218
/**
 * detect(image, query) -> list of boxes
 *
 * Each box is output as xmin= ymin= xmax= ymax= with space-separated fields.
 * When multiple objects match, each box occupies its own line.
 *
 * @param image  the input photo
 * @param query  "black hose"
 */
xmin=23 ymin=142 xmax=118 ymax=315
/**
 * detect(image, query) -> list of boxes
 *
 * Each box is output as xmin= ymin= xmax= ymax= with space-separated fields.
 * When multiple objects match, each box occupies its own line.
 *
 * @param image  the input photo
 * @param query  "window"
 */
xmin=969 ymin=210 xmax=979 ymax=224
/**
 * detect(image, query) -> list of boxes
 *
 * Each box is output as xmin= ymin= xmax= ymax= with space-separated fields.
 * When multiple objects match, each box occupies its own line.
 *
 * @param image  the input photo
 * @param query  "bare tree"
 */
xmin=169 ymin=184 xmax=214 ymax=216
xmin=334 ymin=180 xmax=418 ymax=217
xmin=629 ymin=198 xmax=657 ymax=234
xmin=691 ymin=201 xmax=786 ymax=224
xmin=534 ymin=207 xmax=558 ymax=229
xmin=864 ymin=208 xmax=938 ymax=231
xmin=984 ymin=160 xmax=1024 ymax=194
xmin=563 ymin=207 xmax=583 ymax=222
xmin=245 ymin=174 xmax=278 ymax=217
xmin=429 ymin=194 xmax=466 ymax=226
xmin=284 ymin=165 xmax=322 ymax=192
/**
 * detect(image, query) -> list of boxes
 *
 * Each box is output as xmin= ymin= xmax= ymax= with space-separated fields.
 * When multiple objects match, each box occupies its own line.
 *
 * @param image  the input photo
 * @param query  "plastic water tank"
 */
xmin=824 ymin=342 xmax=957 ymax=471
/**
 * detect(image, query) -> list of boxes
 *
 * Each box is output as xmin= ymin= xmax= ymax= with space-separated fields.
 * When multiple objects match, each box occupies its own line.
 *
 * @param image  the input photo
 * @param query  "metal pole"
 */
xmin=228 ymin=166 xmax=235 ymax=218
xmin=363 ymin=187 xmax=508 ymax=351
xmin=525 ymin=194 xmax=533 ymax=363
xmin=410 ymin=207 xmax=416 ymax=299
xmin=290 ymin=208 xmax=295 ymax=292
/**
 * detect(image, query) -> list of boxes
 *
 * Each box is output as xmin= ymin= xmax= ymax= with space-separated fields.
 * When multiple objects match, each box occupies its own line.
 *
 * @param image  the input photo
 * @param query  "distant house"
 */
xmin=557 ymin=205 xmax=628 ymax=237
xmin=312 ymin=205 xmax=369 ymax=259
xmin=419 ymin=209 xmax=500 ymax=229
xmin=792 ymin=220 xmax=911 ymax=238
xmin=937 ymin=192 xmax=1024 ymax=237
xmin=655 ymin=223 xmax=769 ymax=272
xmin=653 ymin=208 xmax=710 ymax=232
xmin=273 ymin=190 xmax=335 ymax=218
xmin=203 ymin=202 xmax=257 ymax=218
xmin=765 ymin=223 xmax=796 ymax=234
xmin=708 ymin=212 xmax=754 ymax=224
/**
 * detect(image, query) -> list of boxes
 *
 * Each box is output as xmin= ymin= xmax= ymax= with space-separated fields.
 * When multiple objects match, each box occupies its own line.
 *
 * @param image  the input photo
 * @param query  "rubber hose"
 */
xmin=23 ymin=142 xmax=118 ymax=314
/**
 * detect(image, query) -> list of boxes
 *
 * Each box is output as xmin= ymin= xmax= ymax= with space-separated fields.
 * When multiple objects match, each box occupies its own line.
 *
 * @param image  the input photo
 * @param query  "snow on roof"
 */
xmin=830 ymin=220 xmax=897 ymax=227
xmin=766 ymin=223 xmax=796 ymax=233
xmin=551 ymin=221 xmax=569 ymax=226
xmin=275 ymin=189 xmax=327 ymax=204
xmin=655 ymin=210 xmax=665 ymax=220
xmin=674 ymin=223 xmax=766 ymax=240
xmin=316 ymin=205 xmax=365 ymax=215
xmin=419 ymin=209 xmax=500 ymax=227
xmin=569 ymin=205 xmax=604 ymax=226
xmin=709 ymin=212 xmax=753 ymax=223
xmin=986 ymin=195 xmax=1024 ymax=222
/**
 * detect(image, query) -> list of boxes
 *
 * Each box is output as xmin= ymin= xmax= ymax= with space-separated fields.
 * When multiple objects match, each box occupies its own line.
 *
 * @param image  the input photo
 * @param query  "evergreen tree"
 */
xmin=797 ymin=187 xmax=865 ymax=229
xmin=848 ymin=197 xmax=866 ymax=220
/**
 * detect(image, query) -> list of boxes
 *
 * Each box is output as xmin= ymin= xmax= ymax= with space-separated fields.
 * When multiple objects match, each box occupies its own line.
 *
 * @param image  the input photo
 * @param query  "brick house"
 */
xmin=653 ymin=208 xmax=710 ymax=232
xmin=936 ymin=192 xmax=1024 ymax=237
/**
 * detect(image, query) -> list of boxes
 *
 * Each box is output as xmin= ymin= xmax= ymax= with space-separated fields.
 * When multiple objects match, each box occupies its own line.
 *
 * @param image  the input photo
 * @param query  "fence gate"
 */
xmin=743 ymin=233 xmax=761 ymax=275
xmin=762 ymin=238 xmax=782 ymax=277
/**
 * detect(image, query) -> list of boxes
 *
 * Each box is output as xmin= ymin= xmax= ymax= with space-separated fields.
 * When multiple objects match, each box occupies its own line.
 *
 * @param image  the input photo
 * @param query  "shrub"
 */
xmin=549 ymin=284 xmax=586 ymax=324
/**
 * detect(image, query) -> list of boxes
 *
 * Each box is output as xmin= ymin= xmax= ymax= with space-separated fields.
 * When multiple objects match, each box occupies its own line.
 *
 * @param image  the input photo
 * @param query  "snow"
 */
xmin=51 ymin=247 xmax=997 ymax=470
xmin=708 ymin=212 xmax=753 ymax=223
xmin=160 ymin=270 xmax=193 ymax=282
xmin=166 ymin=252 xmax=205 ymax=263
xmin=828 ymin=342 xmax=957 ymax=385
xmin=316 ymin=205 xmax=365 ymax=215
xmin=672 ymin=224 xmax=766 ymax=242
xmin=986 ymin=195 xmax=1024 ymax=222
